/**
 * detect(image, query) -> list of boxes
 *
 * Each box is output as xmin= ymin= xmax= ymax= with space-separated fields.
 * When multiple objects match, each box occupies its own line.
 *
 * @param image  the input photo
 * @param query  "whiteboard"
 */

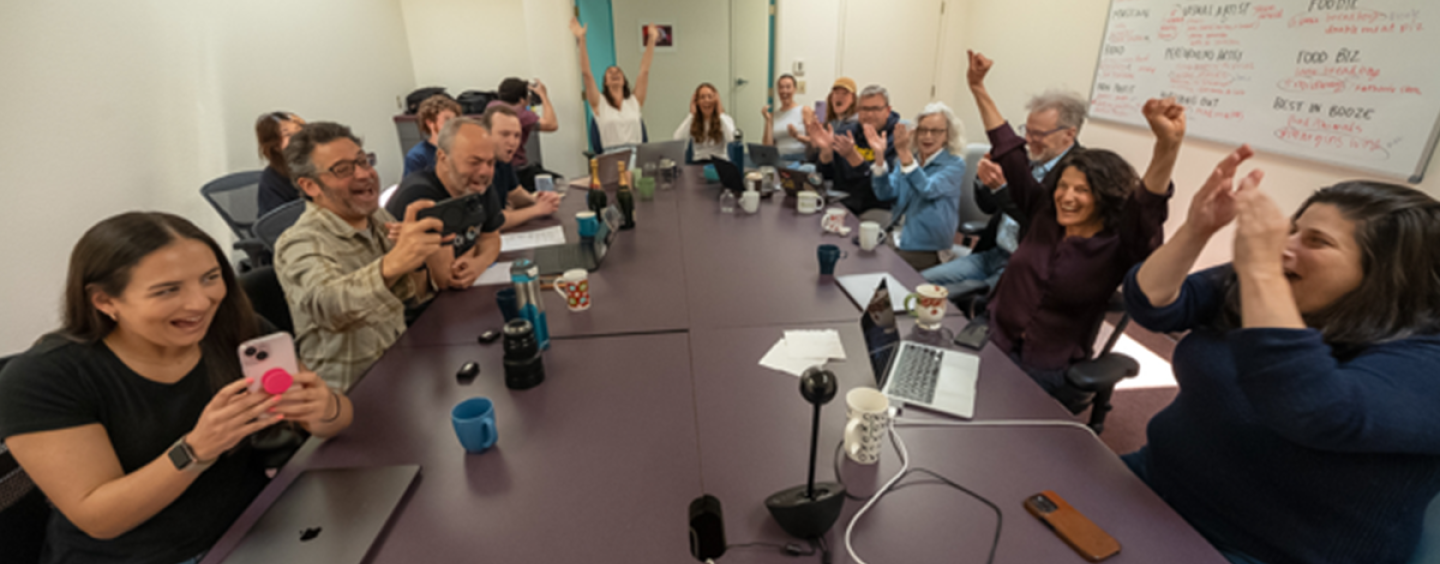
xmin=1088 ymin=0 xmax=1440 ymax=182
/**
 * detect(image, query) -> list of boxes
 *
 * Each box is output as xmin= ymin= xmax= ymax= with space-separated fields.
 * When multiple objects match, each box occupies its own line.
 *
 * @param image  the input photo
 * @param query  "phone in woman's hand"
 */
xmin=239 ymin=332 xmax=298 ymax=396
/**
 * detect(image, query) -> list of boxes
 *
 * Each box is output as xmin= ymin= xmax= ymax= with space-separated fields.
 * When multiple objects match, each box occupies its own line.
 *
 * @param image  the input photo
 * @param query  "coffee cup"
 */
xmin=797 ymin=191 xmax=822 ymax=214
xmin=452 ymin=397 xmax=498 ymax=453
xmin=576 ymin=211 xmax=599 ymax=238
xmin=535 ymin=174 xmax=555 ymax=193
xmin=822 ymin=207 xmax=848 ymax=233
xmin=844 ymin=388 xmax=890 ymax=465
xmin=551 ymin=268 xmax=591 ymax=311
xmin=739 ymin=190 xmax=760 ymax=214
xmin=904 ymin=284 xmax=949 ymax=330
xmin=859 ymin=221 xmax=887 ymax=252
xmin=817 ymin=244 xmax=847 ymax=276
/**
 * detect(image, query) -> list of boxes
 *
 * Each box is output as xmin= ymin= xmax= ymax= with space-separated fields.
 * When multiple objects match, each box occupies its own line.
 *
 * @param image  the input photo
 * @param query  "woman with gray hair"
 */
xmin=863 ymin=101 xmax=968 ymax=270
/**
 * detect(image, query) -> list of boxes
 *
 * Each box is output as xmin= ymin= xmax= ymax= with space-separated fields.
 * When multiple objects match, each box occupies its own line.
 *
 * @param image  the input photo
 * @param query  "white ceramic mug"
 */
xmin=551 ymin=268 xmax=591 ymax=311
xmin=739 ymin=190 xmax=760 ymax=213
xmin=844 ymin=387 xmax=891 ymax=465
xmin=797 ymin=191 xmax=822 ymax=214
xmin=859 ymin=221 xmax=887 ymax=252
xmin=822 ymin=207 xmax=848 ymax=233
xmin=904 ymin=283 xmax=949 ymax=329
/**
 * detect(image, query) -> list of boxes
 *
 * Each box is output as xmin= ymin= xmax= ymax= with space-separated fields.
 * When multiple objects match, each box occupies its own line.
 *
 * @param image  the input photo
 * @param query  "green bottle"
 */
xmin=586 ymin=157 xmax=608 ymax=214
xmin=616 ymin=161 xmax=636 ymax=230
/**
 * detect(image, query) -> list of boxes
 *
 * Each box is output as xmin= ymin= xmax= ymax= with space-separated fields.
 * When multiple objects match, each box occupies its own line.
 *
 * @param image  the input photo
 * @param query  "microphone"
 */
xmin=764 ymin=367 xmax=847 ymax=539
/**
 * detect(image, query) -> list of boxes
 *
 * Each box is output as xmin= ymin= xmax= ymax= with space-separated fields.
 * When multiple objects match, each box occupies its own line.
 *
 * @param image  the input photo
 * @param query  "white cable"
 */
xmin=843 ymin=417 xmax=910 ymax=564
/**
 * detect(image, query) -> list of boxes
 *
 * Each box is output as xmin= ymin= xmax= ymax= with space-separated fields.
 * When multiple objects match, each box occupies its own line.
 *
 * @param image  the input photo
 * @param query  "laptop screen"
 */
xmin=858 ymin=278 xmax=900 ymax=386
xmin=589 ymin=205 xmax=623 ymax=263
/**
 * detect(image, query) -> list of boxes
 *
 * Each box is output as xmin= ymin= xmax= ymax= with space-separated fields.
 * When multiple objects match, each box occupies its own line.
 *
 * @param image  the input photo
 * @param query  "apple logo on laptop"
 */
xmin=299 ymin=527 xmax=322 ymax=542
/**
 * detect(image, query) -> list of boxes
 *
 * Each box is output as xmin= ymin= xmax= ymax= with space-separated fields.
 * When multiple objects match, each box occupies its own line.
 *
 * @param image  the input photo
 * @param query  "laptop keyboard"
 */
xmin=887 ymin=342 xmax=941 ymax=405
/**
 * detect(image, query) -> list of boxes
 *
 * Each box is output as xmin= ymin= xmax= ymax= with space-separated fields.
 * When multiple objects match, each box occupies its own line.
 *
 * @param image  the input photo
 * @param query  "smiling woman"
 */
xmin=0 ymin=212 xmax=352 ymax=563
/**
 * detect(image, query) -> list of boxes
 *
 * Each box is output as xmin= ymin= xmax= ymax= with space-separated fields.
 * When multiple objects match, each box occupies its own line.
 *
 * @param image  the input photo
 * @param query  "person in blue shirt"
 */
xmin=865 ymin=101 xmax=968 ymax=271
xmin=403 ymin=95 xmax=461 ymax=178
xmin=1124 ymin=145 xmax=1440 ymax=564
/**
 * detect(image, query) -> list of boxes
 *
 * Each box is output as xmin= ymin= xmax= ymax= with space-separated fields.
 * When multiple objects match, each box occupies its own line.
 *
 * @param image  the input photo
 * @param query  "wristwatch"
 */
xmin=167 ymin=435 xmax=215 ymax=472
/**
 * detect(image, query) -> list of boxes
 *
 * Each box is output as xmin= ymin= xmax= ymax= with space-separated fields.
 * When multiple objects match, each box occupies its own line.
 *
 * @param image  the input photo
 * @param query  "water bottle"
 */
xmin=509 ymin=259 xmax=550 ymax=350
xmin=727 ymin=129 xmax=745 ymax=167
xmin=719 ymin=189 xmax=737 ymax=213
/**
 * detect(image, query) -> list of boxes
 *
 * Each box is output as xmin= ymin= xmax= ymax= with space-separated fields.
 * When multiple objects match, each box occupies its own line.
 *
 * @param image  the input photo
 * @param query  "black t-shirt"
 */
xmin=0 ymin=335 xmax=270 ymax=564
xmin=386 ymin=167 xmax=505 ymax=257
xmin=256 ymin=165 xmax=299 ymax=218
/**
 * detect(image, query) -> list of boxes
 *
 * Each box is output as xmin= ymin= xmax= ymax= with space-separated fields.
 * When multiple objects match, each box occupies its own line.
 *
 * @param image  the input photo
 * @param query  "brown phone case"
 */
xmin=1023 ymin=490 xmax=1121 ymax=562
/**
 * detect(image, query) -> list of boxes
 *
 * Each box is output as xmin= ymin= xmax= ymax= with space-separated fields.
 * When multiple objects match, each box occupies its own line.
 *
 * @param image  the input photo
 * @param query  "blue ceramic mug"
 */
xmin=576 ymin=211 xmax=599 ymax=238
xmin=452 ymin=397 xmax=498 ymax=453
xmin=817 ymin=244 xmax=847 ymax=276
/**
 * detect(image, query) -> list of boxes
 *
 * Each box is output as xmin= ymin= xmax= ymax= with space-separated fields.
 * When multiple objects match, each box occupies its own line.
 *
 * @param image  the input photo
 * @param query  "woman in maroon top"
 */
xmin=966 ymin=50 xmax=1186 ymax=411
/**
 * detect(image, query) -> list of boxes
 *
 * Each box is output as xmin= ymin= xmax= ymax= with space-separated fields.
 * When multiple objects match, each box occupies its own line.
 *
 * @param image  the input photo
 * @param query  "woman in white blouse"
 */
xmin=572 ymin=17 xmax=659 ymax=152
xmin=762 ymin=74 xmax=807 ymax=161
xmin=673 ymin=83 xmax=737 ymax=162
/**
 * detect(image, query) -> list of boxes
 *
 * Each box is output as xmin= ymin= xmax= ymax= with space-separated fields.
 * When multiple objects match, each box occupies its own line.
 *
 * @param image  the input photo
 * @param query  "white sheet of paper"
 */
xmin=835 ymin=273 xmax=910 ymax=312
xmin=470 ymin=261 xmax=514 ymax=287
xmin=759 ymin=338 xmax=828 ymax=377
xmin=500 ymin=226 xmax=566 ymax=252
xmin=784 ymin=329 xmax=846 ymax=360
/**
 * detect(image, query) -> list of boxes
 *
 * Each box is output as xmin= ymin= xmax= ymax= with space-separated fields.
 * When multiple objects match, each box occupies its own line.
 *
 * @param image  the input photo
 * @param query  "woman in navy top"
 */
xmin=255 ymin=111 xmax=305 ymax=217
xmin=1125 ymin=145 xmax=1440 ymax=564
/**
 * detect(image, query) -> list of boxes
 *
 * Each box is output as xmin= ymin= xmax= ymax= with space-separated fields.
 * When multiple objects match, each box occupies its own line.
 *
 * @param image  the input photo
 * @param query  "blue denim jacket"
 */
xmin=872 ymin=150 xmax=965 ymax=252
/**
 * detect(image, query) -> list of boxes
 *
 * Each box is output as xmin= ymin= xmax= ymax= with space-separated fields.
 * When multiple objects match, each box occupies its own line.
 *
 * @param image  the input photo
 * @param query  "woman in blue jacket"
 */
xmin=1124 ymin=145 xmax=1440 ymax=564
xmin=864 ymin=101 xmax=967 ymax=271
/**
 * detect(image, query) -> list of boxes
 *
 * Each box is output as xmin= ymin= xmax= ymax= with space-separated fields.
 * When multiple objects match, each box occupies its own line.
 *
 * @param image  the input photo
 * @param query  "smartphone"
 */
xmin=239 ymin=332 xmax=298 ymax=396
xmin=1023 ymin=491 xmax=1120 ymax=562
xmin=415 ymin=192 xmax=488 ymax=237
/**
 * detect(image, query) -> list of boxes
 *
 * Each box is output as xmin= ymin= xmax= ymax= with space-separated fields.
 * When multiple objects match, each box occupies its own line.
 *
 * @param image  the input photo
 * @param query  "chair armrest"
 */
xmin=233 ymin=238 xmax=267 ymax=256
xmin=959 ymin=220 xmax=988 ymax=236
xmin=1065 ymin=352 xmax=1140 ymax=391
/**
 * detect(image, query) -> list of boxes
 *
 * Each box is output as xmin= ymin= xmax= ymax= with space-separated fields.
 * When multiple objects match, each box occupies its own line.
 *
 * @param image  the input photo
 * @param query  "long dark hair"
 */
xmin=689 ymin=83 xmax=724 ymax=145
xmin=63 ymin=212 xmax=260 ymax=392
xmin=255 ymin=111 xmax=299 ymax=177
xmin=1216 ymin=181 xmax=1440 ymax=355
xmin=1047 ymin=148 xmax=1138 ymax=232
xmin=603 ymin=66 xmax=631 ymax=110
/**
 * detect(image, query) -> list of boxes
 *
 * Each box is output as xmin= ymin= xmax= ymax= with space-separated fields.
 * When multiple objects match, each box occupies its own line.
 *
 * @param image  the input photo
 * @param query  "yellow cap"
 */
xmin=831 ymin=77 xmax=857 ymax=94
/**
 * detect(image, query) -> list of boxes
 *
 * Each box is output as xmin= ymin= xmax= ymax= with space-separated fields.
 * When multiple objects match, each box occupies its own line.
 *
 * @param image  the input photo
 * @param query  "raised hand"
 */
xmin=762 ymin=105 xmax=772 ymax=122
xmin=967 ymin=50 xmax=994 ymax=89
xmin=646 ymin=24 xmax=661 ymax=44
xmin=862 ymin=123 xmax=888 ymax=157
xmin=806 ymin=116 xmax=835 ymax=151
xmin=186 ymin=378 xmax=284 ymax=461
xmin=976 ymin=155 xmax=1005 ymax=189
xmin=834 ymin=130 xmax=858 ymax=158
xmin=1143 ymin=98 xmax=1187 ymax=146
xmin=570 ymin=17 xmax=587 ymax=39
xmin=1187 ymin=145 xmax=1255 ymax=236
xmin=892 ymin=123 xmax=912 ymax=154
xmin=690 ymin=95 xmax=698 ymax=116
xmin=1232 ymin=168 xmax=1285 ymax=278
xmin=529 ymin=79 xmax=548 ymax=98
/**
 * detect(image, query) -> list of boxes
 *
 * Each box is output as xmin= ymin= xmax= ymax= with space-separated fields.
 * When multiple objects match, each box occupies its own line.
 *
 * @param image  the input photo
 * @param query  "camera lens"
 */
xmin=256 ymin=351 xmax=269 ymax=361
xmin=244 ymin=347 xmax=257 ymax=357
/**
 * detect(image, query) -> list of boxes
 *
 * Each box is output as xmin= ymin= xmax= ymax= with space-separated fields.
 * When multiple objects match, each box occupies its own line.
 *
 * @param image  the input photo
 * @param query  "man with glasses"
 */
xmin=922 ymin=74 xmax=1088 ymax=303
xmin=805 ymin=84 xmax=902 ymax=218
xmin=276 ymin=122 xmax=454 ymax=390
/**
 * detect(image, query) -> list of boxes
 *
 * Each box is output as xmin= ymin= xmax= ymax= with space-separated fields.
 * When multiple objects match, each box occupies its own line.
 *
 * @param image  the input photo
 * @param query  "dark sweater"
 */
xmin=1123 ymin=265 xmax=1440 ymax=564
xmin=821 ymin=111 xmax=900 ymax=215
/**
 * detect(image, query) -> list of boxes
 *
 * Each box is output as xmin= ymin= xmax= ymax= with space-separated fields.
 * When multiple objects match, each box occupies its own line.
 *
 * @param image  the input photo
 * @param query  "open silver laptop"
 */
xmin=859 ymin=279 xmax=980 ymax=419
xmin=222 ymin=465 xmax=419 ymax=564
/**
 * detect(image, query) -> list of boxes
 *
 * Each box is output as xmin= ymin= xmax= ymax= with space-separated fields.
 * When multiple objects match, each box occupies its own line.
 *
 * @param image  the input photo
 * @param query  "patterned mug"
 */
xmin=844 ymin=387 xmax=891 ymax=465
xmin=551 ymin=268 xmax=591 ymax=311
xmin=904 ymin=284 xmax=949 ymax=329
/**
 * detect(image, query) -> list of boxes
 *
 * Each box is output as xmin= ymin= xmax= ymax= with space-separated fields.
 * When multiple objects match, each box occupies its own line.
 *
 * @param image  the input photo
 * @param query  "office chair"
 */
xmin=957 ymin=142 xmax=993 ymax=238
xmin=240 ymin=265 xmax=293 ymax=335
xmin=199 ymin=170 xmax=268 ymax=271
xmin=585 ymin=119 xmax=649 ymax=158
xmin=253 ymin=199 xmax=305 ymax=253
xmin=0 ymin=357 xmax=51 ymax=564
xmin=1063 ymin=293 xmax=1141 ymax=434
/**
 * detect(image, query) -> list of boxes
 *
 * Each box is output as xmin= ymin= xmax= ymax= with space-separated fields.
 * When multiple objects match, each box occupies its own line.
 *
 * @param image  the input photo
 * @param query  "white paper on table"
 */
xmin=471 ymin=261 xmax=514 ymax=287
xmin=500 ymin=226 xmax=566 ymax=252
xmin=759 ymin=338 xmax=829 ymax=377
xmin=835 ymin=273 xmax=910 ymax=312
xmin=784 ymin=329 xmax=846 ymax=360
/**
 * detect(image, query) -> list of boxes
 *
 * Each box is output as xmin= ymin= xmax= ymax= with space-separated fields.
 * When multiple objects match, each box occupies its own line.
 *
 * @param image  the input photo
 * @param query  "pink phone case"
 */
xmin=238 ymin=332 xmax=299 ymax=395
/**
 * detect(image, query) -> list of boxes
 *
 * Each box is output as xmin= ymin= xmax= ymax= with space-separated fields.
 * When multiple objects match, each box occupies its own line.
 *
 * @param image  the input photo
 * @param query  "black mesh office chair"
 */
xmin=1063 ymin=294 xmax=1141 ymax=433
xmin=0 ymin=357 xmax=51 ymax=564
xmin=199 ymin=170 xmax=268 ymax=270
xmin=254 ymin=199 xmax=306 ymax=253
xmin=240 ymin=266 xmax=293 ymax=335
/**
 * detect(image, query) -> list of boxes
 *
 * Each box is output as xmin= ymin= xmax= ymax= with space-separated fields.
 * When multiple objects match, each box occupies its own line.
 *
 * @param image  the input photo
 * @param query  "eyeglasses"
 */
xmin=858 ymin=105 xmax=888 ymax=113
xmin=324 ymin=153 xmax=377 ymax=179
xmin=916 ymin=127 xmax=947 ymax=138
xmin=1017 ymin=125 xmax=1071 ymax=140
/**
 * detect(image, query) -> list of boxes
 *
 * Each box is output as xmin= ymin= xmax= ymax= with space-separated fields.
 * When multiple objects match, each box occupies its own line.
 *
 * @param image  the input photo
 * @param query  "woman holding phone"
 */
xmin=0 ymin=212 xmax=352 ymax=564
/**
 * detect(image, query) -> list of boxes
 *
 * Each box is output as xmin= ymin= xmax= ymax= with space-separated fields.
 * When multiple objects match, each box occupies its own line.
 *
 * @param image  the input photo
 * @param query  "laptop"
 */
xmin=747 ymin=143 xmax=781 ymax=168
xmin=634 ymin=140 xmax=686 ymax=167
xmin=222 ymin=465 xmax=420 ymax=564
xmin=859 ymin=279 xmax=981 ymax=419
xmin=532 ymin=205 xmax=623 ymax=275
xmin=707 ymin=158 xmax=745 ymax=192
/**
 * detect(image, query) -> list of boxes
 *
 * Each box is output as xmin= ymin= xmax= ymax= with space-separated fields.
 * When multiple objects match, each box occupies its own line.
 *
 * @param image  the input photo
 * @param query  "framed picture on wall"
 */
xmin=641 ymin=23 xmax=675 ymax=51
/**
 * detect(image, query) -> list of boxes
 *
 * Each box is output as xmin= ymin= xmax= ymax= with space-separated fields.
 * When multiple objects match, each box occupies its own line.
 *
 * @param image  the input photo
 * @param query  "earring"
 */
xmin=106 ymin=311 xmax=117 ymax=322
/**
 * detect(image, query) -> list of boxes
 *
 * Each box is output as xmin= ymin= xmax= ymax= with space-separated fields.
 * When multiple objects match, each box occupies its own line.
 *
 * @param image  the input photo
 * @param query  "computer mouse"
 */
xmin=457 ymin=362 xmax=480 ymax=382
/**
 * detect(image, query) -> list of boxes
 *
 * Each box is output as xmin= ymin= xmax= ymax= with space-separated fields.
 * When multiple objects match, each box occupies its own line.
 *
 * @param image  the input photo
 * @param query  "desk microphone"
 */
xmin=764 ymin=367 xmax=847 ymax=539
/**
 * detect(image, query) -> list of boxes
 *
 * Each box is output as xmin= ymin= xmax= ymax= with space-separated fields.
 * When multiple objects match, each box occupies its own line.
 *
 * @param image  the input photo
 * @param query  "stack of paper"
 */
xmin=500 ymin=226 xmax=566 ymax=252
xmin=759 ymin=329 xmax=848 ymax=377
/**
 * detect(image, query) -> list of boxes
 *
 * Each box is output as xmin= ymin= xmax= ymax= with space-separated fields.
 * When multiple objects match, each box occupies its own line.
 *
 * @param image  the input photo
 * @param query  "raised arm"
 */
xmin=1141 ymin=98 xmax=1186 ymax=195
xmin=532 ymin=80 xmax=559 ymax=132
xmin=571 ymin=18 xmax=601 ymax=112
xmin=762 ymin=105 xmax=774 ymax=146
xmin=634 ymin=25 xmax=660 ymax=107
xmin=966 ymin=51 xmax=1005 ymax=132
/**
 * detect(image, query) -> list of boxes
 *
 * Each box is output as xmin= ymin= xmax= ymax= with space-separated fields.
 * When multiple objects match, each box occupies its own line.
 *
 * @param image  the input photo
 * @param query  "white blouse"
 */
xmin=594 ymin=96 xmax=644 ymax=151
xmin=673 ymin=113 xmax=737 ymax=162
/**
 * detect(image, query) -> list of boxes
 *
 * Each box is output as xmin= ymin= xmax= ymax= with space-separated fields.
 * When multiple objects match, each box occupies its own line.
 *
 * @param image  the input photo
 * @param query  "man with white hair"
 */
xmin=864 ymin=102 xmax=968 ymax=270
xmin=805 ymin=84 xmax=902 ymax=217
xmin=922 ymin=87 xmax=1088 ymax=297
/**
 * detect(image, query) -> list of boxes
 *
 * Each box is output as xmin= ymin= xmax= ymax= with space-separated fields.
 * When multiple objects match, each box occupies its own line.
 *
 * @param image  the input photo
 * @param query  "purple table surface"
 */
xmin=688 ymin=318 xmax=1226 ymax=563
xmin=205 ymin=333 xmax=703 ymax=564
xmin=672 ymin=168 xmax=938 ymax=330
xmin=395 ymin=184 xmax=690 ymax=346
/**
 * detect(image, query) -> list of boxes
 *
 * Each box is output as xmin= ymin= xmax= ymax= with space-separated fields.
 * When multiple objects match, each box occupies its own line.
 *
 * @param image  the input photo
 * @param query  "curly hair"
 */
xmin=689 ymin=83 xmax=725 ymax=145
xmin=1046 ymin=148 xmax=1138 ymax=233
xmin=417 ymin=94 xmax=462 ymax=137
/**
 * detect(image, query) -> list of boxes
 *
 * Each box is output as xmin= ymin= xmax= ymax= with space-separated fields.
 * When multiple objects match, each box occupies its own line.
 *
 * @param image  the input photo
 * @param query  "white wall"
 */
xmin=776 ymin=0 xmax=841 ymax=109
xmin=0 ymin=0 xmax=417 ymax=355
xmin=611 ymin=0 xmax=732 ymax=147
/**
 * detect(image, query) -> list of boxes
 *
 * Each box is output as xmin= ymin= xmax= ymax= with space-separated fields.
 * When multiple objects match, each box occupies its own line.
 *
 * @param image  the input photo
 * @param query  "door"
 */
xmin=729 ymin=0 xmax=771 ymax=145
xmin=839 ymin=0 xmax=944 ymax=118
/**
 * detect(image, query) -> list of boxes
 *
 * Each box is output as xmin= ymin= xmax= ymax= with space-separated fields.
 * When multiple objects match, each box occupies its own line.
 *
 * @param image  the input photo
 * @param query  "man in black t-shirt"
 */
xmin=481 ymin=105 xmax=560 ymax=231
xmin=386 ymin=117 xmax=505 ymax=289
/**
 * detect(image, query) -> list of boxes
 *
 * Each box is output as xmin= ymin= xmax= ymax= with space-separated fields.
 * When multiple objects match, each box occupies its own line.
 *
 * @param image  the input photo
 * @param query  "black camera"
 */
xmin=501 ymin=319 xmax=545 ymax=390
xmin=242 ymin=346 xmax=268 ymax=361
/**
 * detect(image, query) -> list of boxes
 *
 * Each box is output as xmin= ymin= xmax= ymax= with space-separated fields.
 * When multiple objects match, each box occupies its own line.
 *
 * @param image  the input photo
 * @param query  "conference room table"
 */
xmin=204 ymin=166 xmax=1225 ymax=563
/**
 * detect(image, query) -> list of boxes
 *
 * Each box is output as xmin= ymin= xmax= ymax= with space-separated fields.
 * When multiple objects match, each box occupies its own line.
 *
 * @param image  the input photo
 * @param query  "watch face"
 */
xmin=168 ymin=441 xmax=193 ymax=469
